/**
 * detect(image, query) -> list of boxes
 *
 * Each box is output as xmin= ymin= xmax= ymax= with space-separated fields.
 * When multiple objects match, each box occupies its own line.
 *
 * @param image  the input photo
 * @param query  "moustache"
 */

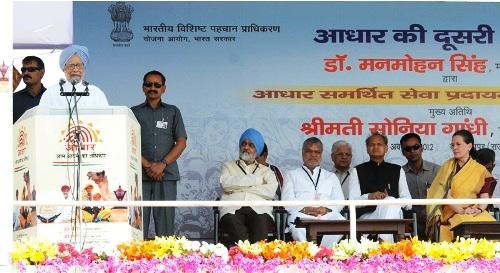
xmin=23 ymin=76 xmax=32 ymax=80
xmin=147 ymin=90 xmax=159 ymax=94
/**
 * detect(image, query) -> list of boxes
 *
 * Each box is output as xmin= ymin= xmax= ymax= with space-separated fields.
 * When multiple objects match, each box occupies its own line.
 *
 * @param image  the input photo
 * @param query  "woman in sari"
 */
xmin=426 ymin=129 xmax=496 ymax=242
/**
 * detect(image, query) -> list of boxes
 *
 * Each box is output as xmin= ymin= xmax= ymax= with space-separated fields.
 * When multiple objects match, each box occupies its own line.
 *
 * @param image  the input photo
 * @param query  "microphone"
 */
xmin=82 ymin=80 xmax=89 ymax=93
xmin=59 ymin=78 xmax=66 ymax=94
xmin=70 ymin=76 xmax=81 ymax=86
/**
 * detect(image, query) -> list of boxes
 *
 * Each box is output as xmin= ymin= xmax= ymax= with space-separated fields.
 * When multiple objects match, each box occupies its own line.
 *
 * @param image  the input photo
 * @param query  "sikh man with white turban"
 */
xmin=39 ymin=44 xmax=109 ymax=107
xmin=218 ymin=128 xmax=279 ymax=247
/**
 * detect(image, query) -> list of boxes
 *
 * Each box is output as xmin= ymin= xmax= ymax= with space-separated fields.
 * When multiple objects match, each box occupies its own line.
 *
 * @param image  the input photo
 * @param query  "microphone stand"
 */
xmin=60 ymin=80 xmax=89 ymax=247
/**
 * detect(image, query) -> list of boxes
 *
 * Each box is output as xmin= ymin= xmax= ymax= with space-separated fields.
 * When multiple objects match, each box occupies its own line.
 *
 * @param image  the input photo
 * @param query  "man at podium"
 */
xmin=131 ymin=70 xmax=187 ymax=239
xmin=39 ymin=44 xmax=109 ymax=107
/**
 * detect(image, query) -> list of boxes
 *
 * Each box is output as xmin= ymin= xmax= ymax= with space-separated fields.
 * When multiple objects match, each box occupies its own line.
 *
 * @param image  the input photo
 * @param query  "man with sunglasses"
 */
xmin=39 ymin=44 xmax=109 ymax=107
xmin=400 ymin=133 xmax=439 ymax=240
xmin=13 ymin=56 xmax=46 ymax=123
xmin=131 ymin=70 xmax=187 ymax=239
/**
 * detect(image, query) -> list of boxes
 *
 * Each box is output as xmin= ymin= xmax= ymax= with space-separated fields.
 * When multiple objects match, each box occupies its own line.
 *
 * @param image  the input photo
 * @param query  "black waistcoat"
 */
xmin=355 ymin=160 xmax=401 ymax=217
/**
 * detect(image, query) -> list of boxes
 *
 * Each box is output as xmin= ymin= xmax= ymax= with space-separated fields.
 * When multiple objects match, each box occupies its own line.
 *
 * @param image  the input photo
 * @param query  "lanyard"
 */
xmin=236 ymin=160 xmax=259 ymax=175
xmin=341 ymin=171 xmax=350 ymax=186
xmin=302 ymin=167 xmax=321 ymax=191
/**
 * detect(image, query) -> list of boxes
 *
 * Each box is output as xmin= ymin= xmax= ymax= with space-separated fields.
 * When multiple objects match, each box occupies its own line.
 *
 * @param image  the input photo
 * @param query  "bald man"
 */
xmin=39 ymin=44 xmax=109 ymax=107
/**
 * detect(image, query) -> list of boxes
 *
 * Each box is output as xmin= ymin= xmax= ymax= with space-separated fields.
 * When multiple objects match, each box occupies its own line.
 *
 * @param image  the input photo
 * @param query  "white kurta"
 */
xmin=219 ymin=160 xmax=278 ymax=218
xmin=334 ymin=167 xmax=353 ymax=199
xmin=39 ymin=82 xmax=109 ymax=107
xmin=282 ymin=166 xmax=345 ymax=247
xmin=348 ymin=167 xmax=412 ymax=242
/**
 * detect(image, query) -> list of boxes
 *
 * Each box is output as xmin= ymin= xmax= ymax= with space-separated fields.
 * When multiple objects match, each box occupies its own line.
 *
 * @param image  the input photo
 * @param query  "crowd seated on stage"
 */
xmin=215 ymin=129 xmax=497 ymax=244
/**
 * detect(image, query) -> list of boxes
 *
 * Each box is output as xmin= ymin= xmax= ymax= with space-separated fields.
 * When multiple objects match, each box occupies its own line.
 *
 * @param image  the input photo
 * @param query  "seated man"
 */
xmin=219 ymin=128 xmax=278 ymax=247
xmin=331 ymin=140 xmax=354 ymax=199
xmin=476 ymin=148 xmax=496 ymax=174
xmin=282 ymin=137 xmax=345 ymax=247
xmin=476 ymin=148 xmax=498 ymax=210
xmin=349 ymin=131 xmax=412 ymax=242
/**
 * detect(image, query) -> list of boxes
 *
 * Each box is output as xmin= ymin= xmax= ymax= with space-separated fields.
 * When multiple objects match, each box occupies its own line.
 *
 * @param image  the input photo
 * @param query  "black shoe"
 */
xmin=367 ymin=234 xmax=379 ymax=241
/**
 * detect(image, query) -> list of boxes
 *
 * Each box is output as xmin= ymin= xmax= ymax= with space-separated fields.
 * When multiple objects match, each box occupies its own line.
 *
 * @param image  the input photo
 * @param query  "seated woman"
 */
xmin=426 ymin=129 xmax=496 ymax=242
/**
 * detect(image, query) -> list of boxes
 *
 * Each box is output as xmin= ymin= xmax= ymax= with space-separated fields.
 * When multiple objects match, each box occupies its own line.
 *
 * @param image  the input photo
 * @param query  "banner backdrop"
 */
xmin=73 ymin=2 xmax=500 ymax=240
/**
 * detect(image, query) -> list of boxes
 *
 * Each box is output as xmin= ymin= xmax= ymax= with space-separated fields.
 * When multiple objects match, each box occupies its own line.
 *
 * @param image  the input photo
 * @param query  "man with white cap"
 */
xmin=219 ymin=128 xmax=279 ymax=246
xmin=39 ymin=44 xmax=109 ymax=107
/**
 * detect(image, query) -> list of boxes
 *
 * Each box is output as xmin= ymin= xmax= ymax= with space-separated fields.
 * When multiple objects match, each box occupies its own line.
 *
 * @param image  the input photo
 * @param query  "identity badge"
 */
xmin=156 ymin=121 xmax=168 ymax=129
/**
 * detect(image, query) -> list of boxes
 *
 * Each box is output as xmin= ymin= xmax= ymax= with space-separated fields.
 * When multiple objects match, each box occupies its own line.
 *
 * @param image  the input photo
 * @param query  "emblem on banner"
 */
xmin=108 ymin=1 xmax=134 ymax=42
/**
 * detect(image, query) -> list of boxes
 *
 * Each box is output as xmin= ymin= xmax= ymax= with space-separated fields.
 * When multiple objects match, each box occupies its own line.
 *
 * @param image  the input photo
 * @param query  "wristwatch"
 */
xmin=161 ymin=159 xmax=168 ymax=166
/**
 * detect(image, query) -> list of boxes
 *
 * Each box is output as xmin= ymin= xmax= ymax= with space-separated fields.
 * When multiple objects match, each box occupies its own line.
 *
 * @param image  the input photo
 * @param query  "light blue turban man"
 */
xmin=239 ymin=128 xmax=265 ymax=156
xmin=59 ymin=45 xmax=90 ymax=70
xmin=38 ymin=43 xmax=109 ymax=107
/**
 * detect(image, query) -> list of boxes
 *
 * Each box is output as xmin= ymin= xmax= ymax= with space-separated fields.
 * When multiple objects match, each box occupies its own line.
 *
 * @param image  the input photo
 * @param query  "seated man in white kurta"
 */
xmin=218 ymin=128 xmax=279 ymax=247
xmin=348 ymin=131 xmax=412 ymax=242
xmin=282 ymin=137 xmax=345 ymax=247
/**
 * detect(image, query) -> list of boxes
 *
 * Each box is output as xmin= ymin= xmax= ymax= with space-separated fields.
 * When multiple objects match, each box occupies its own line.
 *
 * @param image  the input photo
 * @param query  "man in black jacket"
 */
xmin=348 ymin=131 xmax=412 ymax=242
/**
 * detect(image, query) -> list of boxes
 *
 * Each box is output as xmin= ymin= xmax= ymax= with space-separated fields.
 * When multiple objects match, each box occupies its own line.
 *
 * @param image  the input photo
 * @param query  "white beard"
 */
xmin=239 ymin=152 xmax=255 ymax=163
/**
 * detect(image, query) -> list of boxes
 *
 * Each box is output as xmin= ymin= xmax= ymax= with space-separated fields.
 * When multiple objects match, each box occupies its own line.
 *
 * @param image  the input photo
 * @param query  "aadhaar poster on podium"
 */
xmin=73 ymin=2 xmax=500 ymax=239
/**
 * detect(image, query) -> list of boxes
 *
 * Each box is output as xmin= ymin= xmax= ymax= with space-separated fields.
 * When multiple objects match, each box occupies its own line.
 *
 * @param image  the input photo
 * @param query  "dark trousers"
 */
xmin=142 ymin=180 xmax=177 ymax=239
xmin=414 ymin=205 xmax=428 ymax=241
xmin=219 ymin=206 xmax=274 ymax=247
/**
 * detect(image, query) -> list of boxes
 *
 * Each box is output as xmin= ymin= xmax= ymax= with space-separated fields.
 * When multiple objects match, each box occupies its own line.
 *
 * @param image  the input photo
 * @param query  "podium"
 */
xmin=13 ymin=106 xmax=143 ymax=251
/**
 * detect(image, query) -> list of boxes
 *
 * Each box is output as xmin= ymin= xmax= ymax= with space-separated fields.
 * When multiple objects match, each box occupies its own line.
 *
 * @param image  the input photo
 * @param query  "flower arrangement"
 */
xmin=117 ymin=236 xmax=228 ymax=261
xmin=11 ymin=237 xmax=57 ymax=265
xmin=10 ymin=236 xmax=500 ymax=273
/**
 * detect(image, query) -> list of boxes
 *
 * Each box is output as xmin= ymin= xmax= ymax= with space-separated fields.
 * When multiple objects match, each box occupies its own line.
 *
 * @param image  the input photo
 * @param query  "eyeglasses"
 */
xmin=21 ymin=67 xmax=41 ymax=73
xmin=403 ymin=144 xmax=421 ymax=152
xmin=143 ymin=82 xmax=163 ymax=88
xmin=65 ymin=63 xmax=84 ymax=70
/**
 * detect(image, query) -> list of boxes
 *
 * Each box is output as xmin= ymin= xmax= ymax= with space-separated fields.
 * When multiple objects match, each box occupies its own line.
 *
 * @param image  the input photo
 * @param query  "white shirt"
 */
xmin=282 ymin=166 xmax=345 ymax=216
xmin=334 ymin=167 xmax=352 ymax=199
xmin=348 ymin=167 xmax=412 ymax=209
xmin=39 ymin=82 xmax=109 ymax=107
xmin=219 ymin=160 xmax=278 ymax=217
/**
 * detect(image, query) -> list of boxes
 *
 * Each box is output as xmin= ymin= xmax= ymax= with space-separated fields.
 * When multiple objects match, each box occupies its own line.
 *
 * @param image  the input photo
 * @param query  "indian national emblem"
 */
xmin=108 ymin=1 xmax=134 ymax=42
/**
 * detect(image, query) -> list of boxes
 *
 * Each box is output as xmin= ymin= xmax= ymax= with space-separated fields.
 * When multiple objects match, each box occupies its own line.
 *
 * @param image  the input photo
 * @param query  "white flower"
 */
xmin=213 ymin=245 xmax=229 ymax=261
xmin=307 ymin=242 xmax=320 ymax=257
xmin=355 ymin=237 xmax=379 ymax=256
xmin=182 ymin=240 xmax=201 ymax=252
xmin=199 ymin=241 xmax=213 ymax=255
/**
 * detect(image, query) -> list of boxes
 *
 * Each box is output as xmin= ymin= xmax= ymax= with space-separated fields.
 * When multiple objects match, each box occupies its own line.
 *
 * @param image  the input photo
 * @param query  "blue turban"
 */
xmin=59 ymin=45 xmax=89 ymax=70
xmin=239 ymin=128 xmax=265 ymax=156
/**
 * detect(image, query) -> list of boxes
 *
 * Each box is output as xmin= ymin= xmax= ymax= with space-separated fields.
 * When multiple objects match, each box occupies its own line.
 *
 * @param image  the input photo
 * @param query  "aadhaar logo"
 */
xmin=59 ymin=121 xmax=102 ymax=151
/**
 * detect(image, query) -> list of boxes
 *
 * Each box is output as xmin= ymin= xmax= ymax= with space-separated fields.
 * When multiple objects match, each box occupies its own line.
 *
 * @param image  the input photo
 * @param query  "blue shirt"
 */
xmin=13 ymin=85 xmax=46 ymax=123
xmin=131 ymin=101 xmax=187 ymax=181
